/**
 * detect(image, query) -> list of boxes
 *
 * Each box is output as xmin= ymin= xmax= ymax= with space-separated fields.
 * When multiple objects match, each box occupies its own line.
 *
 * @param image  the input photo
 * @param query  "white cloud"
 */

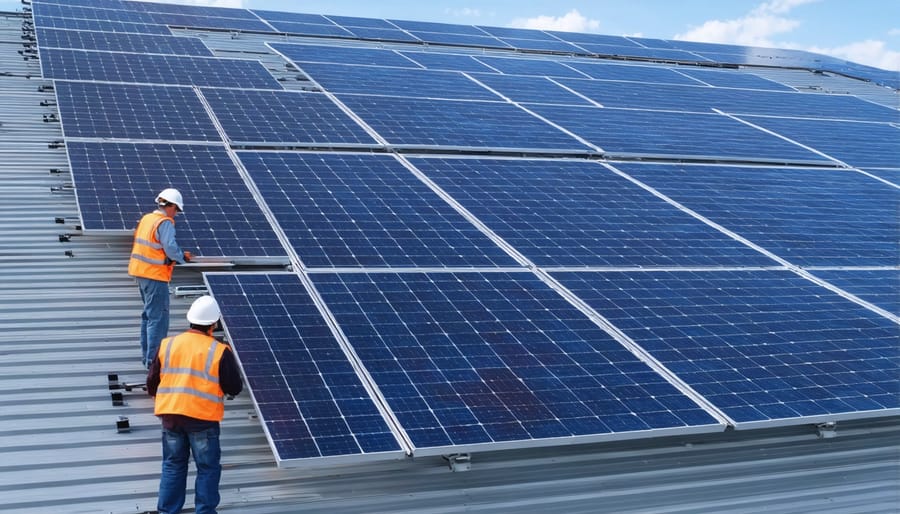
xmin=675 ymin=0 xmax=899 ymax=70
xmin=445 ymin=8 xmax=481 ymax=18
xmin=889 ymin=28 xmax=900 ymax=37
xmin=509 ymin=9 xmax=600 ymax=33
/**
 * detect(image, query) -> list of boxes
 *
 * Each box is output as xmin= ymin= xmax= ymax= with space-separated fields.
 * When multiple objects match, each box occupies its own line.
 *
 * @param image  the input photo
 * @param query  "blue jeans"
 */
xmin=138 ymin=277 xmax=170 ymax=368
xmin=158 ymin=424 xmax=222 ymax=514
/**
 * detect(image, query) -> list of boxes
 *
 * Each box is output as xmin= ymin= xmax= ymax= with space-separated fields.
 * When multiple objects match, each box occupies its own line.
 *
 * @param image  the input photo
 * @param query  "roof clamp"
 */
xmin=817 ymin=421 xmax=837 ymax=439
xmin=116 ymin=416 xmax=131 ymax=433
xmin=443 ymin=453 xmax=471 ymax=472
xmin=174 ymin=285 xmax=209 ymax=298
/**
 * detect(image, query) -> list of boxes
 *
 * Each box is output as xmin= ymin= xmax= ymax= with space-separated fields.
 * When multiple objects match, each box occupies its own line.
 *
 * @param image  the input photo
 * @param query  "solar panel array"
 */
xmin=34 ymin=0 xmax=898 ymax=468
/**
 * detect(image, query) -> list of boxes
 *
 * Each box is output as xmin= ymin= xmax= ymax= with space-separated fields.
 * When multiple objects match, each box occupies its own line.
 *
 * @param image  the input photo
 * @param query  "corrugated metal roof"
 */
xmin=0 ymin=13 xmax=898 ymax=514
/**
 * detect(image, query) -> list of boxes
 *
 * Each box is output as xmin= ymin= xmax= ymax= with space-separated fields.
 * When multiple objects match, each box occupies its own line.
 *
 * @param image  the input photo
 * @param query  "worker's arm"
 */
xmin=146 ymin=356 xmax=162 ymax=397
xmin=156 ymin=219 xmax=188 ymax=264
xmin=218 ymin=347 xmax=243 ymax=397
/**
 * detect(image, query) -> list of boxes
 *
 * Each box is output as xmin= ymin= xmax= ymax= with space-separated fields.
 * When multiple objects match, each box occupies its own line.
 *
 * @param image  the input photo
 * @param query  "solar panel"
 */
xmin=409 ymin=157 xmax=776 ymax=267
xmin=201 ymin=88 xmax=379 ymax=147
xmin=128 ymin=1 xmax=260 ymax=19
xmin=473 ymin=56 xmax=588 ymax=78
xmin=40 ymin=48 xmax=283 ymax=89
xmin=562 ymin=61 xmax=701 ymax=85
xmin=399 ymin=51 xmax=496 ymax=73
xmin=614 ymin=162 xmax=900 ymax=267
xmin=524 ymin=104 xmax=831 ymax=164
xmin=342 ymin=26 xmax=421 ymax=43
xmin=336 ymin=95 xmax=593 ymax=154
xmin=269 ymin=42 xmax=419 ymax=68
xmin=55 ymin=81 xmax=220 ymax=141
xmin=547 ymin=31 xmax=640 ymax=47
xmin=810 ymin=269 xmax=900 ymax=315
xmin=861 ymin=169 xmax=900 ymax=185
xmin=33 ymin=0 xmax=128 ymax=8
xmin=265 ymin=21 xmax=355 ymax=38
xmin=324 ymin=15 xmax=396 ymax=29
xmin=147 ymin=13 xmax=274 ymax=32
xmin=673 ymin=68 xmax=795 ymax=91
xmin=312 ymin=270 xmax=724 ymax=453
xmin=553 ymin=270 xmax=900 ymax=428
xmin=387 ymin=19 xmax=486 ymax=35
xmin=65 ymin=142 xmax=287 ymax=259
xmin=408 ymin=32 xmax=509 ymax=49
xmin=236 ymin=152 xmax=519 ymax=268
xmin=576 ymin=44 xmax=709 ymax=62
xmin=32 ymin=3 xmax=157 ymax=24
xmin=734 ymin=117 xmax=900 ymax=169
xmin=33 ymin=15 xmax=173 ymax=35
xmin=498 ymin=38 xmax=586 ymax=54
xmin=476 ymin=26 xmax=560 ymax=41
xmin=36 ymin=27 xmax=213 ymax=56
xmin=297 ymin=63 xmax=499 ymax=101
xmin=469 ymin=73 xmax=594 ymax=105
xmin=204 ymin=272 xmax=406 ymax=466
xmin=251 ymin=10 xmax=332 ymax=25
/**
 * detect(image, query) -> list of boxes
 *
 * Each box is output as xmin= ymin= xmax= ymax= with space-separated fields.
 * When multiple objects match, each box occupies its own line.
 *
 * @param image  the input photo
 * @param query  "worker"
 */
xmin=147 ymin=295 xmax=243 ymax=514
xmin=128 ymin=188 xmax=192 ymax=368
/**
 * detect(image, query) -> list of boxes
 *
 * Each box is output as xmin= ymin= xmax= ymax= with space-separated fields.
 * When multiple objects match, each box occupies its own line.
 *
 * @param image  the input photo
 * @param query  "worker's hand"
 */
xmin=183 ymin=251 xmax=192 ymax=262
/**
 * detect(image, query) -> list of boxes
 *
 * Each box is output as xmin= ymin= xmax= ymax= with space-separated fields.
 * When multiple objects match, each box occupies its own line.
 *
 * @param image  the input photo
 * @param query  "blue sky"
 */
xmin=5 ymin=0 xmax=899 ymax=70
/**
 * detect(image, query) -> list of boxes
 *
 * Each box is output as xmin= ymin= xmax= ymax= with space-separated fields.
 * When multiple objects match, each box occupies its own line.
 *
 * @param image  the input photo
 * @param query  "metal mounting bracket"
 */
xmin=443 ymin=453 xmax=471 ymax=472
xmin=817 ymin=421 xmax=837 ymax=439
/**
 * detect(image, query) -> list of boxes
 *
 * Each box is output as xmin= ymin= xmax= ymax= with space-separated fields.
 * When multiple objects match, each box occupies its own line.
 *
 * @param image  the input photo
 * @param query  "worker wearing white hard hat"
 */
xmin=128 ymin=188 xmax=194 ymax=368
xmin=147 ymin=295 xmax=243 ymax=514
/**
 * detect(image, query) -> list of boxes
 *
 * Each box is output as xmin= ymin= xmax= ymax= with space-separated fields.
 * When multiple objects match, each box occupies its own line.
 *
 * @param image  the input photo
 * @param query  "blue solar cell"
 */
xmin=270 ymin=42 xmax=418 ymax=68
xmin=237 ymin=152 xmax=518 ymax=268
xmin=337 ymin=95 xmax=592 ymax=153
xmin=399 ymin=51 xmax=496 ymax=73
xmin=265 ymin=21 xmax=354 ymax=37
xmin=474 ymin=56 xmax=587 ymax=78
xmin=674 ymin=68 xmax=795 ymax=91
xmin=33 ymin=15 xmax=173 ymax=35
xmin=409 ymin=31 xmax=510 ymax=48
xmin=468 ymin=73 xmax=593 ymax=105
xmin=343 ymin=26 xmax=421 ymax=42
xmin=861 ymin=169 xmax=900 ymax=185
xmin=298 ymin=63 xmax=497 ymax=101
xmin=147 ymin=13 xmax=273 ymax=32
xmin=563 ymin=61 xmax=700 ymax=84
xmin=36 ymin=27 xmax=213 ymax=56
xmin=547 ymin=31 xmax=640 ymax=47
xmin=251 ymin=10 xmax=332 ymax=24
xmin=55 ymin=81 xmax=219 ymax=141
xmin=477 ymin=26 xmax=559 ymax=41
xmin=409 ymin=157 xmax=775 ymax=267
xmin=205 ymin=272 xmax=404 ymax=464
xmin=66 ymin=142 xmax=287 ymax=259
xmin=499 ymin=38 xmax=586 ymax=54
xmin=35 ymin=0 xmax=128 ymax=8
xmin=811 ymin=269 xmax=900 ymax=315
xmin=614 ymin=163 xmax=900 ymax=267
xmin=735 ymin=117 xmax=900 ymax=169
xmin=553 ymin=270 xmax=900 ymax=426
xmin=325 ymin=15 xmax=395 ymax=29
xmin=388 ymin=19 xmax=486 ymax=35
xmin=128 ymin=1 xmax=259 ymax=19
xmin=39 ymin=48 xmax=283 ymax=89
xmin=577 ymin=44 xmax=710 ymax=62
xmin=201 ymin=88 xmax=378 ymax=146
xmin=525 ymin=104 xmax=830 ymax=163
xmin=33 ymin=3 xmax=157 ymax=23
xmin=312 ymin=271 xmax=722 ymax=452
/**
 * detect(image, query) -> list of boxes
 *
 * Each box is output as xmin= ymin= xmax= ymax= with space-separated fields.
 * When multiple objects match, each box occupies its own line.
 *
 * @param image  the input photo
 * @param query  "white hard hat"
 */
xmin=187 ymin=295 xmax=221 ymax=325
xmin=157 ymin=188 xmax=184 ymax=212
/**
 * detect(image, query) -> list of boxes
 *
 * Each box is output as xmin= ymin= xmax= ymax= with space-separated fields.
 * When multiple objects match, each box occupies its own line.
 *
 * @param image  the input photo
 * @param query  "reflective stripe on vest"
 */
xmin=154 ymin=331 xmax=227 ymax=422
xmin=128 ymin=211 xmax=175 ymax=282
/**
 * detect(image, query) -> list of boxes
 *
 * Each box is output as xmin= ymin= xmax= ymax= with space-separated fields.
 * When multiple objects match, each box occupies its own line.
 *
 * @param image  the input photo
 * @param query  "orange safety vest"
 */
xmin=128 ymin=211 xmax=176 ymax=282
xmin=154 ymin=331 xmax=228 ymax=422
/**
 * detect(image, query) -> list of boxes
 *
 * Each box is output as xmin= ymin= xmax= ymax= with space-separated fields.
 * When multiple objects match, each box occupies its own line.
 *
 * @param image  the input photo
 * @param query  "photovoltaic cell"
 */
xmin=614 ymin=162 xmax=900 ymax=267
xmin=237 ymin=152 xmax=518 ymax=268
xmin=55 ymin=81 xmax=220 ymax=141
xmin=477 ymin=26 xmax=560 ymax=41
xmin=32 ymin=3 xmax=157 ymax=23
xmin=201 ymin=88 xmax=379 ymax=146
xmin=409 ymin=157 xmax=775 ymax=267
xmin=469 ymin=73 xmax=594 ymax=105
xmin=408 ymin=31 xmax=509 ymax=49
xmin=33 ymin=16 xmax=173 ymax=35
xmin=399 ymin=51 xmax=496 ymax=73
xmin=547 ymin=31 xmax=639 ymax=47
xmin=343 ymin=27 xmax=421 ymax=43
xmin=553 ymin=270 xmax=900 ymax=427
xmin=36 ymin=27 xmax=213 ymax=56
xmin=337 ymin=95 xmax=592 ymax=153
xmin=312 ymin=271 xmax=723 ymax=453
xmin=325 ymin=15 xmax=396 ymax=29
xmin=498 ymin=38 xmax=585 ymax=54
xmin=39 ymin=48 xmax=283 ymax=89
xmin=387 ymin=19 xmax=486 ymax=35
xmin=811 ymin=269 xmax=900 ymax=315
xmin=66 ymin=142 xmax=287 ymax=259
xmin=562 ymin=61 xmax=701 ymax=85
xmin=524 ymin=104 xmax=830 ymax=163
xmin=577 ymin=44 xmax=708 ymax=62
xmin=205 ymin=272 xmax=405 ymax=465
xmin=270 ymin=42 xmax=419 ymax=68
xmin=473 ymin=56 xmax=588 ymax=78
xmin=265 ymin=21 xmax=354 ymax=38
xmin=147 ymin=13 xmax=274 ymax=32
xmin=251 ymin=10 xmax=332 ymax=24
xmin=673 ymin=68 xmax=795 ymax=91
xmin=298 ymin=63 xmax=499 ymax=101
xmin=735 ymin=117 xmax=900 ymax=169
xmin=128 ymin=1 xmax=260 ymax=19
